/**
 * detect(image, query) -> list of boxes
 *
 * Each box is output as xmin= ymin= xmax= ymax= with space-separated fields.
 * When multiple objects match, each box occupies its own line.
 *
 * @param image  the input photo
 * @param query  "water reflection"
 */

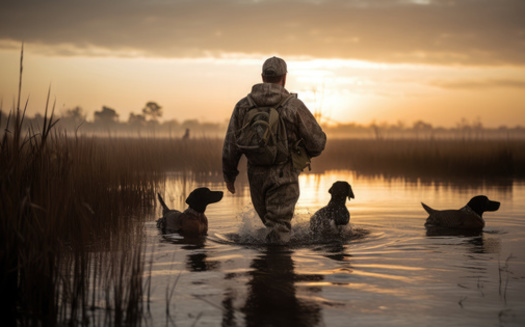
xmin=149 ymin=170 xmax=525 ymax=326
xmin=425 ymin=225 xmax=502 ymax=255
xmin=241 ymin=247 xmax=323 ymax=327
xmin=221 ymin=288 xmax=237 ymax=327
xmin=181 ymin=244 xmax=221 ymax=272
xmin=162 ymin=236 xmax=222 ymax=273
xmin=316 ymin=242 xmax=352 ymax=263
xmin=425 ymin=227 xmax=483 ymax=237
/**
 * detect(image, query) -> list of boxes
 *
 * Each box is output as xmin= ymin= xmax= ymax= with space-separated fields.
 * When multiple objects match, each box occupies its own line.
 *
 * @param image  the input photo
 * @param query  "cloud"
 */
xmin=430 ymin=78 xmax=525 ymax=90
xmin=1 ymin=0 xmax=524 ymax=65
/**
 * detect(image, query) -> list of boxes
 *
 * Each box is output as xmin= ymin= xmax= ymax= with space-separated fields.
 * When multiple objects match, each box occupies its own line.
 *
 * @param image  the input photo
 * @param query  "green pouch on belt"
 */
xmin=291 ymin=139 xmax=311 ymax=171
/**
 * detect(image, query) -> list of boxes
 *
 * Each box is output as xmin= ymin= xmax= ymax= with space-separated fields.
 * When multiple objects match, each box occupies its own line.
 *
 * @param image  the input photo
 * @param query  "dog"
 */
xmin=156 ymin=188 xmax=223 ymax=237
xmin=422 ymin=195 xmax=500 ymax=230
xmin=309 ymin=181 xmax=354 ymax=235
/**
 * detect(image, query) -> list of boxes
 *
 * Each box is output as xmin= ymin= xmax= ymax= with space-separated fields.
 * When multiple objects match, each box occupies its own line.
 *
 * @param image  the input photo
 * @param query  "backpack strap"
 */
xmin=267 ymin=94 xmax=294 ymax=131
xmin=277 ymin=94 xmax=295 ymax=109
xmin=246 ymin=94 xmax=257 ymax=108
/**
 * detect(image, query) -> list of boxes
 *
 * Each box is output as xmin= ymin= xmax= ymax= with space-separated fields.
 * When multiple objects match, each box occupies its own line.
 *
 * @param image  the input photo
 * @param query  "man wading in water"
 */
xmin=222 ymin=56 xmax=326 ymax=244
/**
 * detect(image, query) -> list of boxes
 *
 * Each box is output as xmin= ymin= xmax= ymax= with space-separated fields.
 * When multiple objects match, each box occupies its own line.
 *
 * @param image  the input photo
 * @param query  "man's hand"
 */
xmin=226 ymin=181 xmax=236 ymax=194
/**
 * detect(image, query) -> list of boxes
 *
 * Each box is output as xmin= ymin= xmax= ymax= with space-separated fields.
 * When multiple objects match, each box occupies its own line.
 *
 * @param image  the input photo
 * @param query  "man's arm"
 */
xmin=222 ymin=104 xmax=244 ymax=193
xmin=292 ymin=99 xmax=327 ymax=158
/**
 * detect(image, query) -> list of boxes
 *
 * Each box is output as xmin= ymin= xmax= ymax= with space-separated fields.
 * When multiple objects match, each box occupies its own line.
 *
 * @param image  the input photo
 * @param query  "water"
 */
xmin=143 ymin=171 xmax=525 ymax=326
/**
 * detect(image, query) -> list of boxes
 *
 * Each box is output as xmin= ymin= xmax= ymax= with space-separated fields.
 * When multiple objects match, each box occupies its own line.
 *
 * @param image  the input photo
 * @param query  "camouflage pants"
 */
xmin=247 ymin=161 xmax=300 ymax=234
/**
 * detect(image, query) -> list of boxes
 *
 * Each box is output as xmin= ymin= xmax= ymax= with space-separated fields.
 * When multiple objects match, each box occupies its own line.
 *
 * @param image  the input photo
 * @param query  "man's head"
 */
xmin=262 ymin=56 xmax=287 ymax=86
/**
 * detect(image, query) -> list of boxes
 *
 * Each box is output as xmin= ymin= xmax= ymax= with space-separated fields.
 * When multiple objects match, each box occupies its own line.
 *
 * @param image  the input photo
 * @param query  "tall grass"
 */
xmin=0 ymin=113 xmax=163 ymax=325
xmin=67 ymin=137 xmax=525 ymax=181
xmin=0 ymin=49 xmax=162 ymax=326
xmin=315 ymin=138 xmax=525 ymax=180
xmin=108 ymin=137 xmax=524 ymax=181
xmin=96 ymin=136 xmax=224 ymax=174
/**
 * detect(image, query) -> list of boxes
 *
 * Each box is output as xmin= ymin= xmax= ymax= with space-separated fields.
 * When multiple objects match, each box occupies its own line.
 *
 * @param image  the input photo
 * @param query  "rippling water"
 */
xmin=143 ymin=171 xmax=525 ymax=326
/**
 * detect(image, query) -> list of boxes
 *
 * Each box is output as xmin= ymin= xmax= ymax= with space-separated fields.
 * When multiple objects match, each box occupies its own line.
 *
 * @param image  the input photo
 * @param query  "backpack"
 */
xmin=235 ymin=94 xmax=295 ymax=166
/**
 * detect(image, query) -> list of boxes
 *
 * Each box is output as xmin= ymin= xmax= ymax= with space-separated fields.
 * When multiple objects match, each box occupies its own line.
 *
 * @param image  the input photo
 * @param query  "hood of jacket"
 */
xmin=249 ymin=83 xmax=290 ymax=107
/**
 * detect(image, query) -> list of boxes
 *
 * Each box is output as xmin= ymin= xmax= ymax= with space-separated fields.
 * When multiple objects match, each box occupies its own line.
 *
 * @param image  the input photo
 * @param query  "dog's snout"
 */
xmin=209 ymin=190 xmax=224 ymax=203
xmin=488 ymin=200 xmax=500 ymax=211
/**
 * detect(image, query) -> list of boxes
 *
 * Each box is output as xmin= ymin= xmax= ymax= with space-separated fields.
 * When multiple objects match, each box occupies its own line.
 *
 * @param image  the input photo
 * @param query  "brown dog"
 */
xmin=422 ymin=195 xmax=500 ymax=230
xmin=157 ymin=188 xmax=223 ymax=237
xmin=309 ymin=181 xmax=355 ymax=235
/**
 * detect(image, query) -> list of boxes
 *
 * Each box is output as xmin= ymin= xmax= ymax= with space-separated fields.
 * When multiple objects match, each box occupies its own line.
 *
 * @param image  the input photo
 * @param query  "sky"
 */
xmin=1 ymin=0 xmax=524 ymax=128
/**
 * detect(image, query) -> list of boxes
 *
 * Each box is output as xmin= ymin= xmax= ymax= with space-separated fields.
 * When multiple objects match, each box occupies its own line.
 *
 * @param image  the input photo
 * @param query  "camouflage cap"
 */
xmin=262 ymin=56 xmax=287 ymax=77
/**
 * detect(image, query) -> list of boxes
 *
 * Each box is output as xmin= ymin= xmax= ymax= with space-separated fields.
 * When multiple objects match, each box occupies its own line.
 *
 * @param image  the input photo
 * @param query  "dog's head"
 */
xmin=329 ymin=181 xmax=354 ymax=200
xmin=467 ymin=195 xmax=500 ymax=217
xmin=186 ymin=187 xmax=224 ymax=213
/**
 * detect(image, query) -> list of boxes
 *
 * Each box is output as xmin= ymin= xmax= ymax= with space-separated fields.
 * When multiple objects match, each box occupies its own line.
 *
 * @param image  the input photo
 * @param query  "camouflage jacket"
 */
xmin=222 ymin=83 xmax=327 ymax=183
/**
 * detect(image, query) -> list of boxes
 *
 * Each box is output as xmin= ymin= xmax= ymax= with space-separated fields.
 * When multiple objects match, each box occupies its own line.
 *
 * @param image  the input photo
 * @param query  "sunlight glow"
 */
xmin=1 ymin=47 xmax=524 ymax=128
xmin=287 ymin=59 xmax=395 ymax=125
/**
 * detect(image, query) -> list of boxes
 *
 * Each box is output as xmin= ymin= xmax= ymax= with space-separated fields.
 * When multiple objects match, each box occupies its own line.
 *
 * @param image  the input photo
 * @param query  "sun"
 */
xmin=287 ymin=58 xmax=437 ymax=127
xmin=288 ymin=59 xmax=372 ymax=126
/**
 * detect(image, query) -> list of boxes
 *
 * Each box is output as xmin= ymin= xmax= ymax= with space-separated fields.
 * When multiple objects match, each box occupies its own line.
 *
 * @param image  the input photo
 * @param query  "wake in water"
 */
xmin=209 ymin=208 xmax=369 ymax=247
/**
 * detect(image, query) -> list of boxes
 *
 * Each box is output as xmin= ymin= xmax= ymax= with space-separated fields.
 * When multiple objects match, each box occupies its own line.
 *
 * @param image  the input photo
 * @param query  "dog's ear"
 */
xmin=185 ymin=188 xmax=208 ymax=209
xmin=185 ymin=189 xmax=199 ymax=209
xmin=347 ymin=184 xmax=355 ymax=199
xmin=467 ymin=196 xmax=485 ymax=216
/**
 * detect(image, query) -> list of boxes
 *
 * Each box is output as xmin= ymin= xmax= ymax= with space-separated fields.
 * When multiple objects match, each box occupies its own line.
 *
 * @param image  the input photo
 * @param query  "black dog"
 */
xmin=156 ymin=188 xmax=223 ymax=237
xmin=310 ymin=181 xmax=355 ymax=235
xmin=422 ymin=195 xmax=500 ymax=230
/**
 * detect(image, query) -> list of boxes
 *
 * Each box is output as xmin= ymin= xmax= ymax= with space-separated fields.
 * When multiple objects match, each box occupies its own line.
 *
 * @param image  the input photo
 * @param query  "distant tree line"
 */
xmin=1 ymin=102 xmax=524 ymax=139
xmin=0 ymin=101 xmax=226 ymax=138
xmin=324 ymin=118 xmax=525 ymax=140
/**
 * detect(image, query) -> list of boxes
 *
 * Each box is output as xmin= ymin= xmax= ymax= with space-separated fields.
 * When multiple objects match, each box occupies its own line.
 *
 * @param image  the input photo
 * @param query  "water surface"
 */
xmin=144 ymin=171 xmax=525 ymax=326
